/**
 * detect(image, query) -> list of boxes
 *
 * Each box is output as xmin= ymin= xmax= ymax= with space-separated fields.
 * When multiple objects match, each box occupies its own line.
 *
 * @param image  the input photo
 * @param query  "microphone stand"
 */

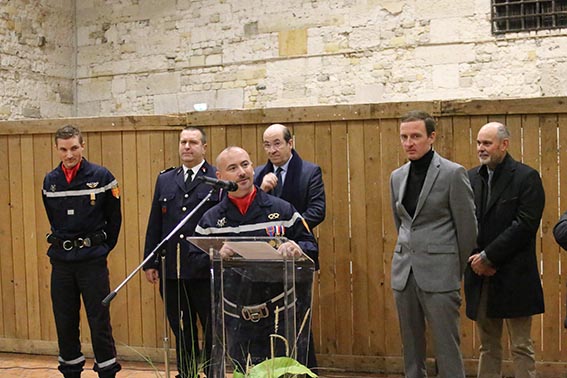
xmin=102 ymin=187 xmax=217 ymax=378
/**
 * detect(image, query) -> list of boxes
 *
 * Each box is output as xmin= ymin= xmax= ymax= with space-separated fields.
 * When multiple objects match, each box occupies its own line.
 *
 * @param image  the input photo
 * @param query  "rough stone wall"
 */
xmin=2 ymin=1 xmax=566 ymax=119
xmin=73 ymin=0 xmax=567 ymax=116
xmin=0 ymin=0 xmax=74 ymax=120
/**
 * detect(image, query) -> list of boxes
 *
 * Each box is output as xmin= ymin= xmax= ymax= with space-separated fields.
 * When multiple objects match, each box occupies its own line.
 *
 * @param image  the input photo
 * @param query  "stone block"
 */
xmin=279 ymin=29 xmax=308 ymax=57
xmin=216 ymin=88 xmax=243 ymax=109
xmin=432 ymin=64 xmax=460 ymax=88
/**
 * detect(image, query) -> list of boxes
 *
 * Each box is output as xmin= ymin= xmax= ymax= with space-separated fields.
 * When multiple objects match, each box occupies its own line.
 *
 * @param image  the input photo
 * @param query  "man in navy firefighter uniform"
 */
xmin=143 ymin=127 xmax=222 ymax=378
xmin=189 ymin=146 xmax=318 ymax=372
xmin=42 ymin=125 xmax=122 ymax=378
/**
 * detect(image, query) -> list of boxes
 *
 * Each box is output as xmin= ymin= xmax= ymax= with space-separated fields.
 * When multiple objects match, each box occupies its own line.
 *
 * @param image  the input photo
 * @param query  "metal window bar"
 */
xmin=492 ymin=0 xmax=567 ymax=33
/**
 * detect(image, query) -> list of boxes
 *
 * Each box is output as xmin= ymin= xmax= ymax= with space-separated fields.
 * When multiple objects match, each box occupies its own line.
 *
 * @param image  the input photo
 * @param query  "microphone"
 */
xmin=197 ymin=176 xmax=238 ymax=192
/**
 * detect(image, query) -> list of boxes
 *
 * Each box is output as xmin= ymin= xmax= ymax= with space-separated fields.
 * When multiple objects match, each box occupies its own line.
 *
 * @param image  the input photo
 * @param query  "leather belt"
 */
xmin=46 ymin=231 xmax=107 ymax=251
xmin=223 ymin=287 xmax=297 ymax=323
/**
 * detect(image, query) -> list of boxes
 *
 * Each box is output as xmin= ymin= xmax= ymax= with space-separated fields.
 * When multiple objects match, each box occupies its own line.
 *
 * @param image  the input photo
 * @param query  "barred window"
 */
xmin=492 ymin=0 xmax=567 ymax=33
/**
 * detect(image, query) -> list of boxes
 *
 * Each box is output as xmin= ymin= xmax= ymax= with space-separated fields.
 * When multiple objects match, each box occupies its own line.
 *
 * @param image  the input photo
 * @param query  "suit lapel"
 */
xmin=413 ymin=153 xmax=440 ymax=219
xmin=397 ymin=163 xmax=411 ymax=219
xmin=485 ymin=157 xmax=516 ymax=212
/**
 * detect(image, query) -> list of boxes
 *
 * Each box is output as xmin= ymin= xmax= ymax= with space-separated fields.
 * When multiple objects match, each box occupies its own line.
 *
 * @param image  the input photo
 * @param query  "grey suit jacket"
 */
xmin=390 ymin=152 xmax=477 ymax=293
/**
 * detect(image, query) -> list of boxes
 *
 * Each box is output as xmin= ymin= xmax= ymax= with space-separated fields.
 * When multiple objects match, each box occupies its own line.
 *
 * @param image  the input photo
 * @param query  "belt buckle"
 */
xmin=83 ymin=237 xmax=92 ymax=247
xmin=241 ymin=303 xmax=269 ymax=322
xmin=62 ymin=240 xmax=73 ymax=251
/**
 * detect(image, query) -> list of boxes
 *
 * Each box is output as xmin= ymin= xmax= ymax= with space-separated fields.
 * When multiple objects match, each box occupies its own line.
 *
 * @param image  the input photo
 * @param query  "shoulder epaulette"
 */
xmin=160 ymin=166 xmax=176 ymax=174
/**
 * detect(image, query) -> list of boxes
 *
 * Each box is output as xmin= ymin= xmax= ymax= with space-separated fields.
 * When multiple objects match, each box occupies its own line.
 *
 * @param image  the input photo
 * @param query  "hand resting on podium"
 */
xmin=219 ymin=240 xmax=303 ymax=259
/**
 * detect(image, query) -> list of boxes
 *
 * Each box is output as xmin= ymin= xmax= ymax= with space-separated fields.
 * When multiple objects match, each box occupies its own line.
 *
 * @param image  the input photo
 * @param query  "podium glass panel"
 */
xmin=188 ymin=236 xmax=315 ymax=377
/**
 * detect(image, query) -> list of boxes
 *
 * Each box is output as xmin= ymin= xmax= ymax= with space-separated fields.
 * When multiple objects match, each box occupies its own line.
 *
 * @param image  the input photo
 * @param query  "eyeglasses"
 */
xmin=263 ymin=140 xmax=285 ymax=150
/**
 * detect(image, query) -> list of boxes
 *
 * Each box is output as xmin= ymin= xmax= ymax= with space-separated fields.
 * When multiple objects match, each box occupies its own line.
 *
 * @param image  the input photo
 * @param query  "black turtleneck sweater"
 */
xmin=402 ymin=148 xmax=434 ymax=217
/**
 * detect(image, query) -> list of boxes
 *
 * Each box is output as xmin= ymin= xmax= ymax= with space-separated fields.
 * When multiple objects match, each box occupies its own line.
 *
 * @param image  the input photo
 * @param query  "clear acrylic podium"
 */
xmin=188 ymin=236 xmax=315 ymax=377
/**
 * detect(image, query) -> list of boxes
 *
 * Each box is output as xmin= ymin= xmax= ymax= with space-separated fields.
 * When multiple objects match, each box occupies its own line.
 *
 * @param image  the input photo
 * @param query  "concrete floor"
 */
xmin=0 ymin=352 xmax=402 ymax=377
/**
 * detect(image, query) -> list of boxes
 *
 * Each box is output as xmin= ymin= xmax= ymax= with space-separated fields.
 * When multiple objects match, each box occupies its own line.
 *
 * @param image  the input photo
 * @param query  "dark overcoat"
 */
xmin=464 ymin=153 xmax=545 ymax=319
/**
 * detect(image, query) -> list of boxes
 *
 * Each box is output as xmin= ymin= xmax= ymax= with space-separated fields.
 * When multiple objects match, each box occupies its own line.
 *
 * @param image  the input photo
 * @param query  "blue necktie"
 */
xmin=273 ymin=167 xmax=283 ymax=197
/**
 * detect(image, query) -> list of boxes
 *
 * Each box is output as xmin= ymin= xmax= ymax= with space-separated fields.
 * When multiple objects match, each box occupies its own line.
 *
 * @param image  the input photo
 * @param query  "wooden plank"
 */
xmin=100 ymin=132 xmax=128 ymax=345
xmin=21 ymin=135 xmax=41 ymax=340
xmin=8 ymin=136 xmax=28 ymax=339
xmin=241 ymin=124 xmax=260 ymax=166
xmin=33 ymin=134 xmax=57 ymax=342
xmin=330 ymin=121 xmax=352 ymax=355
xmin=122 ymin=131 xmax=143 ymax=346
xmin=521 ymin=115 xmax=543 ymax=356
xmin=0 ymin=136 xmax=15 ymax=338
xmin=80 ymin=132 xmax=102 ymax=344
xmin=380 ymin=118 xmax=403 ymax=356
xmin=451 ymin=116 xmax=476 ymax=359
xmin=314 ymin=121 xmax=337 ymax=354
xmin=347 ymin=121 xmax=370 ymax=355
xmin=140 ymin=131 xmax=164 ymax=348
xmin=441 ymin=97 xmax=567 ymax=116
xmin=363 ymin=120 xmax=386 ymax=356
xmin=539 ymin=115 xmax=560 ymax=360
xmin=558 ymin=114 xmax=567 ymax=354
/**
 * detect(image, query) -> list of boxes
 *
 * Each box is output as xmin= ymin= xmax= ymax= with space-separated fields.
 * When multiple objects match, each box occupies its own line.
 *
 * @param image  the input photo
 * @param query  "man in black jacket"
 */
xmin=465 ymin=122 xmax=545 ymax=378
xmin=143 ymin=127 xmax=222 ymax=378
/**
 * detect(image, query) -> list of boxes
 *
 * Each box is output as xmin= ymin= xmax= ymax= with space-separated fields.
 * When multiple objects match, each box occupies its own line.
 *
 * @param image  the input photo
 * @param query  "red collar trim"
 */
xmin=61 ymin=161 xmax=81 ymax=184
xmin=229 ymin=187 xmax=257 ymax=215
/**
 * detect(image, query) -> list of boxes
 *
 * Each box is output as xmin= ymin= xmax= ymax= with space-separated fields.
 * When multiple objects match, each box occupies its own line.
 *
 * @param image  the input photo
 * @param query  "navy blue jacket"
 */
xmin=42 ymin=159 xmax=122 ymax=262
xmin=188 ymin=188 xmax=319 ymax=279
xmin=143 ymin=161 xmax=222 ymax=279
xmin=254 ymin=150 xmax=325 ymax=230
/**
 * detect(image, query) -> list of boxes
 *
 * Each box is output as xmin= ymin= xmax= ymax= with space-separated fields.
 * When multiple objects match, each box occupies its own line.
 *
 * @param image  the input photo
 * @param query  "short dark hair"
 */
xmin=55 ymin=125 xmax=83 ymax=144
xmin=182 ymin=126 xmax=207 ymax=144
xmin=400 ymin=110 xmax=436 ymax=136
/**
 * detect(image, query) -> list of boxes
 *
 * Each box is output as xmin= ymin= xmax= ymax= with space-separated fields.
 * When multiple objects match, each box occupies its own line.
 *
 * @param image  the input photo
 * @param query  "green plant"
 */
xmin=233 ymin=356 xmax=317 ymax=378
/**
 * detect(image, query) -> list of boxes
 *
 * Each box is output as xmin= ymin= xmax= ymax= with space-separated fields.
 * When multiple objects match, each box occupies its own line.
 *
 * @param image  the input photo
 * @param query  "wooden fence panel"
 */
xmin=1 ymin=99 xmax=567 ymax=376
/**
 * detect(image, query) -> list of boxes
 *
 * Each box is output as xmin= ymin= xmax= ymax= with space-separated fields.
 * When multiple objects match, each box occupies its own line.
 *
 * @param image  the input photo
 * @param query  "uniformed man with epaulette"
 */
xmin=42 ymin=125 xmax=122 ymax=378
xmin=143 ymin=126 xmax=222 ymax=378
xmin=189 ymin=146 xmax=319 ymax=372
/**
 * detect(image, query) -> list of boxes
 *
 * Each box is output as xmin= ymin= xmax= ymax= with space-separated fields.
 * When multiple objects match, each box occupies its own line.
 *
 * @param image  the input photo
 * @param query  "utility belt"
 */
xmin=46 ymin=230 xmax=107 ymax=251
xmin=223 ymin=288 xmax=297 ymax=323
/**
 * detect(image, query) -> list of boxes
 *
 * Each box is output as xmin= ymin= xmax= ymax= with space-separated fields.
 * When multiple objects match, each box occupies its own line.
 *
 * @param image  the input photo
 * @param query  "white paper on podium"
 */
xmin=223 ymin=241 xmax=284 ymax=260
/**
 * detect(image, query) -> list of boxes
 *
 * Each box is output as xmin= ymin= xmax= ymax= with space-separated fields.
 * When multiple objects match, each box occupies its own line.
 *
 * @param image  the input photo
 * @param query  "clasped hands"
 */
xmin=219 ymin=240 xmax=303 ymax=259
xmin=468 ymin=253 xmax=497 ymax=277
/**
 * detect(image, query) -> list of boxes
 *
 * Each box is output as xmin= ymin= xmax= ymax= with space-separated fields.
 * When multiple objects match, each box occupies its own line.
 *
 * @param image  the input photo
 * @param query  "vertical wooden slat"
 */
xmin=348 ymin=120 xmax=370 ymax=354
xmin=540 ymin=115 xmax=560 ymax=360
xmin=122 ymin=131 xmax=143 ymax=346
xmin=8 ymin=136 xmax=28 ymax=339
xmin=452 ymin=116 xmax=476 ymax=359
xmin=81 ymin=132 xmax=102 ymax=344
xmin=348 ymin=120 xmax=370 ymax=355
xmin=291 ymin=122 xmax=321 ymax=352
xmin=315 ymin=121 xmax=336 ymax=354
xmin=140 ymin=131 xmax=165 ymax=348
xmin=0 ymin=135 xmax=15 ymax=338
xmin=521 ymin=115 xmax=543 ymax=357
xmin=21 ymin=135 xmax=41 ymax=340
xmin=380 ymin=118 xmax=403 ymax=358
xmin=33 ymin=134 xmax=57 ymax=341
xmin=558 ymin=114 xmax=567 ymax=355
xmin=330 ymin=121 xmax=352 ymax=355
xmin=363 ymin=120 xmax=386 ymax=357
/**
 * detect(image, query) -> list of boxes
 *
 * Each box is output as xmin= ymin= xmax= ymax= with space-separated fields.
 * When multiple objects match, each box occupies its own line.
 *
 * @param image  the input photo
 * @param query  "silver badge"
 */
xmin=217 ymin=217 xmax=227 ymax=227
xmin=86 ymin=182 xmax=99 ymax=188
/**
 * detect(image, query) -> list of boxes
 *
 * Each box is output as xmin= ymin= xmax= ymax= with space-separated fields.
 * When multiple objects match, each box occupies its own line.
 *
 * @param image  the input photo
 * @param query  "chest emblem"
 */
xmin=267 ymin=212 xmax=280 ymax=220
xmin=50 ymin=184 xmax=57 ymax=192
xmin=217 ymin=217 xmax=227 ymax=227
xmin=86 ymin=182 xmax=99 ymax=188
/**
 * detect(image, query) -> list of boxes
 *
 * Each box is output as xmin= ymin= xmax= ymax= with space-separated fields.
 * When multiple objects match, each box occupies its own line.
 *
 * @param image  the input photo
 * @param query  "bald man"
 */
xmin=189 ymin=146 xmax=318 ymax=371
xmin=465 ymin=122 xmax=545 ymax=378
xmin=254 ymin=124 xmax=325 ymax=231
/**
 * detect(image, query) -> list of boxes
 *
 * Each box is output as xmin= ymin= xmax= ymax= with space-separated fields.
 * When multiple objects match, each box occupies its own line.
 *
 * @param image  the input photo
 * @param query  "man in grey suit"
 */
xmin=390 ymin=110 xmax=477 ymax=378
